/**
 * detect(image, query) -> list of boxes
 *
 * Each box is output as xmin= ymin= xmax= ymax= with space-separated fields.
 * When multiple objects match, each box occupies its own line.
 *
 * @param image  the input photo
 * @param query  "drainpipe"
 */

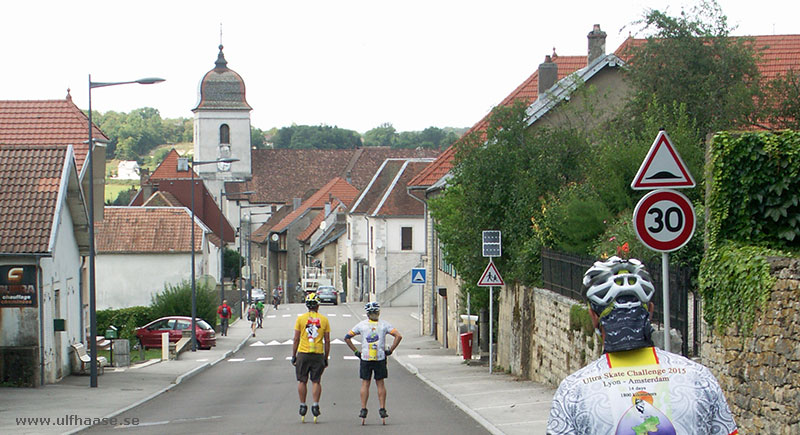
xmin=406 ymin=187 xmax=432 ymax=335
xmin=37 ymin=258 xmax=44 ymax=386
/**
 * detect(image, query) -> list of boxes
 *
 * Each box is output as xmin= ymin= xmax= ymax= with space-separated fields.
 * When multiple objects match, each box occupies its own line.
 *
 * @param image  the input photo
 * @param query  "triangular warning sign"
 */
xmin=631 ymin=130 xmax=696 ymax=190
xmin=477 ymin=261 xmax=504 ymax=287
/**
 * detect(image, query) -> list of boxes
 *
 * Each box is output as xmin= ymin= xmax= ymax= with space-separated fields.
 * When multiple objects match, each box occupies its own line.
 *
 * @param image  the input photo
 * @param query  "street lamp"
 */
xmin=181 ymin=157 xmax=239 ymax=351
xmin=223 ymin=190 xmax=255 ymax=317
xmin=88 ymin=75 xmax=164 ymax=388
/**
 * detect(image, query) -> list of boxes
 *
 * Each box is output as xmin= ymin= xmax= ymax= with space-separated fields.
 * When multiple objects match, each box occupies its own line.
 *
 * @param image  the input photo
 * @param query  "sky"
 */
xmin=3 ymin=0 xmax=798 ymax=134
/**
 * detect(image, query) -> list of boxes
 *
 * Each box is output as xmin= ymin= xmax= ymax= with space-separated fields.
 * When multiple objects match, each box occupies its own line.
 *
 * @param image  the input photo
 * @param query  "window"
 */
xmin=219 ymin=124 xmax=230 ymax=144
xmin=401 ymin=227 xmax=413 ymax=250
xmin=370 ymin=226 xmax=374 ymax=250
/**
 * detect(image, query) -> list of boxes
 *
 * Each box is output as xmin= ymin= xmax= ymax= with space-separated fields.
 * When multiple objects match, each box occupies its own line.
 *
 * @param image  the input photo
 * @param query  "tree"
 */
xmin=623 ymin=0 xmax=762 ymax=135
xmin=363 ymin=123 xmax=396 ymax=147
xmin=759 ymin=69 xmax=800 ymax=130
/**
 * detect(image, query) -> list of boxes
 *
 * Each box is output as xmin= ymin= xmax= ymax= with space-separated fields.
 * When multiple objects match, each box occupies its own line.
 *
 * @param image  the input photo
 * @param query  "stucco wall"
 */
xmin=700 ymin=257 xmax=800 ymax=434
xmin=193 ymin=110 xmax=252 ymax=180
xmin=96 ymin=253 xmax=196 ymax=309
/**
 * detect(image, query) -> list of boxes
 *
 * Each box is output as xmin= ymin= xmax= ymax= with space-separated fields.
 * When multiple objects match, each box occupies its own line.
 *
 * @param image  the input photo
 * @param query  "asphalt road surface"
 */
xmin=83 ymin=303 xmax=489 ymax=434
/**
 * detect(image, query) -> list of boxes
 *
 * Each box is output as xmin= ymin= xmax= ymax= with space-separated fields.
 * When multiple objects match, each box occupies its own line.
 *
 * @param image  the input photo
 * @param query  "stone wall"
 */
xmin=700 ymin=257 xmax=800 ymax=434
xmin=497 ymin=283 xmax=601 ymax=387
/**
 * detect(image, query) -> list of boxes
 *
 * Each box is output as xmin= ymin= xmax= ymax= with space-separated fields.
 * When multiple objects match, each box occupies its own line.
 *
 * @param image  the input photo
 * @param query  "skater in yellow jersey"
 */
xmin=345 ymin=301 xmax=402 ymax=425
xmin=291 ymin=293 xmax=330 ymax=423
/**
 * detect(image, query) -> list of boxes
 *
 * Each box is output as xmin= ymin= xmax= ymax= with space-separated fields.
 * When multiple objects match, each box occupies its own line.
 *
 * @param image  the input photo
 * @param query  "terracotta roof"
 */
xmin=297 ymin=199 xmax=347 ymax=242
xmin=408 ymin=55 xmax=587 ymax=188
xmin=271 ymin=177 xmax=359 ymax=233
xmin=245 ymin=147 xmax=438 ymax=205
xmin=251 ymin=205 xmax=292 ymax=244
xmin=0 ymin=145 xmax=67 ymax=254
xmin=95 ymin=207 xmax=205 ymax=253
xmin=142 ymin=190 xmax=181 ymax=207
xmin=351 ymin=160 xmax=407 ymax=214
xmin=752 ymin=35 xmax=800 ymax=80
xmin=129 ymin=179 xmax=235 ymax=243
xmin=372 ymin=161 xmax=432 ymax=217
xmin=0 ymin=96 xmax=107 ymax=173
xmin=149 ymin=149 xmax=193 ymax=180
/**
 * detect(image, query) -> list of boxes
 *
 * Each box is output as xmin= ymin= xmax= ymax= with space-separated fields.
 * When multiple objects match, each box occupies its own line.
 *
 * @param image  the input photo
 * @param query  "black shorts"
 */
xmin=296 ymin=353 xmax=325 ymax=383
xmin=359 ymin=359 xmax=388 ymax=380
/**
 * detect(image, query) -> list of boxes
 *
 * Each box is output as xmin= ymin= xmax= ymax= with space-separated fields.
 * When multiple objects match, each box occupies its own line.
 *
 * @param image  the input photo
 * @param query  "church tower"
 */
xmin=193 ymin=45 xmax=252 ymax=189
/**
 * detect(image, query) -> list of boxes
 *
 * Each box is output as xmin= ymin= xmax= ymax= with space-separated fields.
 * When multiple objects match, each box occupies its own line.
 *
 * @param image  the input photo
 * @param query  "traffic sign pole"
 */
xmin=662 ymin=252 xmax=670 ymax=353
xmin=489 ymin=285 xmax=493 ymax=374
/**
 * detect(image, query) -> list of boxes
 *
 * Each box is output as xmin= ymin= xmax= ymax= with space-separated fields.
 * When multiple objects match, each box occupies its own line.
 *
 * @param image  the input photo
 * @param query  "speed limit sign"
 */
xmin=633 ymin=189 xmax=696 ymax=252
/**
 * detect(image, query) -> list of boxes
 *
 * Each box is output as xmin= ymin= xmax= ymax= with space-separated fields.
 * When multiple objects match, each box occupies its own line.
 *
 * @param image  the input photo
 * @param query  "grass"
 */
xmin=97 ymin=347 xmax=163 ymax=365
xmin=105 ymin=181 xmax=138 ymax=203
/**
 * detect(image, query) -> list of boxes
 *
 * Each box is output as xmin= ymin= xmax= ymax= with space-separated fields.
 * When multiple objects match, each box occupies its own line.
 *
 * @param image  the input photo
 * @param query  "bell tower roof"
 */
xmin=193 ymin=45 xmax=252 ymax=111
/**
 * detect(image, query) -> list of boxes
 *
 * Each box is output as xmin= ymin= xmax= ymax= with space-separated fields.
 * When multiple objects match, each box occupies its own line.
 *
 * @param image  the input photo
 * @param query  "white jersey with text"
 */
xmin=347 ymin=319 xmax=395 ymax=361
xmin=547 ymin=346 xmax=737 ymax=435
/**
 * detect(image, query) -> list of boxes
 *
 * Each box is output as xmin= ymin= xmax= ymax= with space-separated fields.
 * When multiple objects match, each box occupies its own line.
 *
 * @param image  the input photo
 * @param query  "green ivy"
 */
xmin=698 ymin=243 xmax=780 ymax=334
xmin=569 ymin=304 xmax=594 ymax=338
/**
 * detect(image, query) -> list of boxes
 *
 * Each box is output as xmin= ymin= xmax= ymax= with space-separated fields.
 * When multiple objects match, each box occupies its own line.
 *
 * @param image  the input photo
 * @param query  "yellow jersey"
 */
xmin=294 ymin=311 xmax=330 ymax=354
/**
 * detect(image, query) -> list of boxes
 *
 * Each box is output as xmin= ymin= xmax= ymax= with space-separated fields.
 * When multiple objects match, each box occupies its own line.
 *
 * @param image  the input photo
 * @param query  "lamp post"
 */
xmin=181 ymin=157 xmax=239 ymax=352
xmin=88 ymin=75 xmax=163 ymax=388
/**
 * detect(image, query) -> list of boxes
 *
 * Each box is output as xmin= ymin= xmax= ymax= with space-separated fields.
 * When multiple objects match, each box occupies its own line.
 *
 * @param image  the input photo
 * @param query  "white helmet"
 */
xmin=583 ymin=256 xmax=654 ymax=311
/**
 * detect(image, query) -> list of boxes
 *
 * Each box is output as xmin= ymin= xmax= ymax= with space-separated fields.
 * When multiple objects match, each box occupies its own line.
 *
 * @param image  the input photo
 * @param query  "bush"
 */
xmin=150 ymin=280 xmax=218 ymax=327
xmin=96 ymin=306 xmax=153 ymax=342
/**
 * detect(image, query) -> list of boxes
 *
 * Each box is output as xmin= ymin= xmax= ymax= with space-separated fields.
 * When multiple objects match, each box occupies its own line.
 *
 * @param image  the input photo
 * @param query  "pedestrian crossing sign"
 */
xmin=477 ymin=260 xmax=504 ymax=287
xmin=411 ymin=268 xmax=426 ymax=284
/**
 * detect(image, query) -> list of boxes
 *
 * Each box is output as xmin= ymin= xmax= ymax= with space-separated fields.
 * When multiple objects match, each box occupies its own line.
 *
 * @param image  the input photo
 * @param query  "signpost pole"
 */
xmin=662 ymin=252 xmax=670 ymax=353
xmin=419 ymin=283 xmax=423 ymax=335
xmin=489 ymin=284 xmax=493 ymax=374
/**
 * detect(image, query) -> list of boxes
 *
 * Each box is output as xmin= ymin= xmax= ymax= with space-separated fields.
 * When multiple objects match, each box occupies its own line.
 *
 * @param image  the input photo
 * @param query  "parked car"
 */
xmin=316 ymin=286 xmax=339 ymax=305
xmin=251 ymin=287 xmax=266 ymax=303
xmin=135 ymin=316 xmax=216 ymax=350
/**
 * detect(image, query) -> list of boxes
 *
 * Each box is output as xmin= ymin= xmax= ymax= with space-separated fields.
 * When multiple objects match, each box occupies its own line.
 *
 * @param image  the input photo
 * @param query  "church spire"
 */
xmin=215 ymin=44 xmax=228 ymax=69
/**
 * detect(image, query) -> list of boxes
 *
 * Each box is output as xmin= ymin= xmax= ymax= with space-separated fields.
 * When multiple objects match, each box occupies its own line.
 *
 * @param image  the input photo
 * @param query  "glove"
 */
xmin=291 ymin=355 xmax=297 ymax=366
xmin=385 ymin=349 xmax=393 ymax=356
xmin=354 ymin=350 xmax=361 ymax=359
xmin=324 ymin=358 xmax=329 ymax=367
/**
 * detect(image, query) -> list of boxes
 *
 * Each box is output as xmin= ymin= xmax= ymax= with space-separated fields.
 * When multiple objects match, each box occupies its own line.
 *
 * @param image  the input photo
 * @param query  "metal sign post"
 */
xmin=631 ymin=130 xmax=696 ymax=353
xmin=478 ymin=254 xmax=504 ymax=374
xmin=411 ymin=268 xmax=426 ymax=336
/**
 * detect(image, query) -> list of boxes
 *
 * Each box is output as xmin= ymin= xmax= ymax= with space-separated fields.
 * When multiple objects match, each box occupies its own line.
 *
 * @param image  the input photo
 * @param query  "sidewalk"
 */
xmin=0 ymin=317 xmax=252 ymax=435
xmin=0 ymin=304 xmax=555 ymax=434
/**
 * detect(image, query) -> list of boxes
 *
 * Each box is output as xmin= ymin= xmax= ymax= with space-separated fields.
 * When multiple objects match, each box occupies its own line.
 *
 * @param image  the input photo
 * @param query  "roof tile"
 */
xmin=95 ymin=207 xmax=204 ymax=253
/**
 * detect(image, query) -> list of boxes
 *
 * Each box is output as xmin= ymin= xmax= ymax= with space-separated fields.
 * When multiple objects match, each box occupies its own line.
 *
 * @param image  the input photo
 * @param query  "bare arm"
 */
xmin=388 ymin=329 xmax=403 ymax=353
xmin=292 ymin=329 xmax=300 ymax=358
xmin=323 ymin=331 xmax=331 ymax=361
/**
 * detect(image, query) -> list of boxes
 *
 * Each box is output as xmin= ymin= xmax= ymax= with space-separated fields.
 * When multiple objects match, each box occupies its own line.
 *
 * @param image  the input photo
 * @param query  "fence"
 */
xmin=541 ymin=248 xmax=695 ymax=356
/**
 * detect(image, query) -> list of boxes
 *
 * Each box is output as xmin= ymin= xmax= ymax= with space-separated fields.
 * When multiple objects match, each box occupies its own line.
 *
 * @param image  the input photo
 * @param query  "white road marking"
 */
xmin=282 ymin=339 xmax=294 ymax=345
xmin=343 ymin=356 xmax=359 ymax=360
xmin=328 ymin=313 xmax=337 ymax=316
xmin=267 ymin=315 xmax=276 ymax=319
xmin=282 ymin=314 xmax=291 ymax=318
xmin=330 ymin=338 xmax=345 ymax=344
xmin=266 ymin=340 xmax=283 ymax=346
xmin=250 ymin=341 xmax=266 ymax=346
xmin=257 ymin=357 xmax=274 ymax=361
xmin=342 ymin=314 xmax=352 ymax=317
xmin=195 ymin=359 xmax=209 ymax=362
xmin=228 ymin=358 xmax=245 ymax=362
xmin=408 ymin=354 xmax=423 ymax=359
xmin=285 ymin=356 xmax=293 ymax=360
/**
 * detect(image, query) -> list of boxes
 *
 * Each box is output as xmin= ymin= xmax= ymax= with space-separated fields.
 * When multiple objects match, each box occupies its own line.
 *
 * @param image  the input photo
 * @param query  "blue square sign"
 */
xmin=411 ymin=268 xmax=426 ymax=284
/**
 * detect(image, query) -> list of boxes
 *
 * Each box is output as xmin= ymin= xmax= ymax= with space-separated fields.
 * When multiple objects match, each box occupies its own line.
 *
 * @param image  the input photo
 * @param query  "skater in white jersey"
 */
xmin=345 ymin=302 xmax=402 ymax=425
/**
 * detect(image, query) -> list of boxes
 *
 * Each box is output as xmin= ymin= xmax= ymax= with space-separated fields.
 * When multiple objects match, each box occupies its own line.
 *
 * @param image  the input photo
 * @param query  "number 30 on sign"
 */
xmin=633 ymin=189 xmax=696 ymax=252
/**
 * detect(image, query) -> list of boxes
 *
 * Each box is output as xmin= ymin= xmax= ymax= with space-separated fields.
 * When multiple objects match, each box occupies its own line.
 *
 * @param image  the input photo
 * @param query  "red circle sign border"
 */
xmin=633 ymin=189 xmax=696 ymax=252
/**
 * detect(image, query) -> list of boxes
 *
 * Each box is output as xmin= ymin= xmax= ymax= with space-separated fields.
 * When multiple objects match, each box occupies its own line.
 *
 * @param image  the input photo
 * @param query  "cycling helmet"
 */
xmin=583 ymin=256 xmax=654 ymax=313
xmin=305 ymin=293 xmax=320 ymax=309
xmin=365 ymin=301 xmax=380 ymax=313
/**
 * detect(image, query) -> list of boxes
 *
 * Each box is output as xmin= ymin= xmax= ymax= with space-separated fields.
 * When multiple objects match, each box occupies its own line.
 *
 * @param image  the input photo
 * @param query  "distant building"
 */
xmin=114 ymin=160 xmax=140 ymax=180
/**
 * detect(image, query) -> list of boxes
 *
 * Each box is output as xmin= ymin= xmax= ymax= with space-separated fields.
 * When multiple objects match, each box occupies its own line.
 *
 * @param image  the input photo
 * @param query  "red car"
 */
xmin=135 ymin=316 xmax=216 ymax=350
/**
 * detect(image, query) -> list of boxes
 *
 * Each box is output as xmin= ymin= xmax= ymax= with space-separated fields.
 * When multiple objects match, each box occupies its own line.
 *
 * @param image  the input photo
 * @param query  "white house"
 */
xmin=346 ymin=158 xmax=433 ymax=306
xmin=0 ymin=145 xmax=88 ymax=386
xmin=114 ymin=160 xmax=140 ymax=180
xmin=94 ymin=207 xmax=222 ymax=309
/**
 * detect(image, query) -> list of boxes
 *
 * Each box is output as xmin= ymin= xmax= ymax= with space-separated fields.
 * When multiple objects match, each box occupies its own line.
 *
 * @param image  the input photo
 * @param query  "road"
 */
xmin=83 ymin=303 xmax=489 ymax=434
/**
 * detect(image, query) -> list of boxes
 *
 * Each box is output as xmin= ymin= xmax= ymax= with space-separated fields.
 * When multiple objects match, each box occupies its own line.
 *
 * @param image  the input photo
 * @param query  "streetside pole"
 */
xmin=662 ymin=252 xmax=670 ymax=353
xmin=489 ymin=285 xmax=493 ymax=374
xmin=419 ymin=283 xmax=423 ymax=336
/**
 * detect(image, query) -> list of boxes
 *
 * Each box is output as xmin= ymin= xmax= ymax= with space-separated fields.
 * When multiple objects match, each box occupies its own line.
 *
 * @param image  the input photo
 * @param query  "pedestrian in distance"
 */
xmin=247 ymin=303 xmax=259 ymax=337
xmin=345 ymin=301 xmax=402 ymax=425
xmin=291 ymin=292 xmax=330 ymax=423
xmin=217 ymin=299 xmax=232 ymax=336
xmin=255 ymin=299 xmax=265 ymax=328
xmin=546 ymin=256 xmax=738 ymax=435
xmin=272 ymin=286 xmax=282 ymax=310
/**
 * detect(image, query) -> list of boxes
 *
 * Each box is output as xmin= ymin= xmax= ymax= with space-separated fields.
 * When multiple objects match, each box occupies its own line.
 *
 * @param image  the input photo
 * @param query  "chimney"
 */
xmin=324 ymin=202 xmax=331 ymax=216
xmin=587 ymin=24 xmax=607 ymax=64
xmin=293 ymin=197 xmax=302 ymax=210
xmin=538 ymin=55 xmax=558 ymax=95
xmin=346 ymin=171 xmax=352 ymax=185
